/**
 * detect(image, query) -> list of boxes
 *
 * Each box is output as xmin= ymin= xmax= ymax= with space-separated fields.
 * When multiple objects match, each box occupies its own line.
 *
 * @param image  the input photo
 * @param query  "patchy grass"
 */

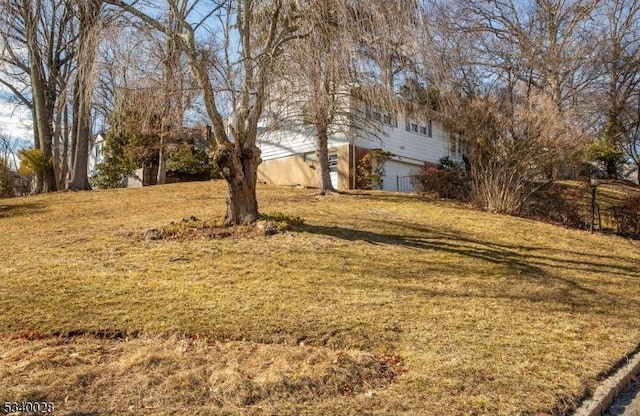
xmin=1 ymin=181 xmax=640 ymax=415
xmin=555 ymin=179 xmax=640 ymax=209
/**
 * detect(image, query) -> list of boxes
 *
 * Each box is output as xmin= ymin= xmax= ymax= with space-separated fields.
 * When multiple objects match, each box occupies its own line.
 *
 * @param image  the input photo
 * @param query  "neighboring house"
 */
xmin=88 ymin=133 xmax=106 ymax=178
xmin=257 ymin=104 xmax=461 ymax=192
xmin=7 ymin=170 xmax=30 ymax=196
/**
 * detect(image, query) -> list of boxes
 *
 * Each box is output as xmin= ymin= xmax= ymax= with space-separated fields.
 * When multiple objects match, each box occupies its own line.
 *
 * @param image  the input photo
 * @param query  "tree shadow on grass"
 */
xmin=0 ymin=202 xmax=45 ymax=219
xmin=376 ymin=218 xmax=640 ymax=279
xmin=298 ymin=222 xmax=640 ymax=315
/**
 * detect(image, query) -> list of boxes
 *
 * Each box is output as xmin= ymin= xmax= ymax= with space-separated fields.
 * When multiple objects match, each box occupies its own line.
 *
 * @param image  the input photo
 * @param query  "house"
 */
xmin=6 ymin=170 xmax=30 ymax=196
xmin=256 ymin=104 xmax=461 ymax=192
xmin=88 ymin=133 xmax=106 ymax=178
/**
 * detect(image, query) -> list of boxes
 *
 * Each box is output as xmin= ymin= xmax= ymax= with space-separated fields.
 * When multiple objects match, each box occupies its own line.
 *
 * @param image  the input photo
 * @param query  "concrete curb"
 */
xmin=573 ymin=351 xmax=640 ymax=416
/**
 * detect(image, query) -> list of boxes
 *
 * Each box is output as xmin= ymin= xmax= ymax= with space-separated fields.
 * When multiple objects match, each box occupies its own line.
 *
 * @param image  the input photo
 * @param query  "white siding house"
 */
xmin=256 ymin=103 xmax=459 ymax=192
xmin=88 ymin=133 xmax=106 ymax=178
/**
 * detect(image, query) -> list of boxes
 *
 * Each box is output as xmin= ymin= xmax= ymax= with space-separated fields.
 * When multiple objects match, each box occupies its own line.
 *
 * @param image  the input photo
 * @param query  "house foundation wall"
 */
xmin=258 ymin=154 xmax=321 ymax=189
xmin=258 ymin=145 xmax=352 ymax=190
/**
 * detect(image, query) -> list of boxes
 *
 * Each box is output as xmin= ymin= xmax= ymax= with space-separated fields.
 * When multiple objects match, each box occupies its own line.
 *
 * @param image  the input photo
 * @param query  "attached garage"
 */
xmin=381 ymin=160 xmax=424 ymax=192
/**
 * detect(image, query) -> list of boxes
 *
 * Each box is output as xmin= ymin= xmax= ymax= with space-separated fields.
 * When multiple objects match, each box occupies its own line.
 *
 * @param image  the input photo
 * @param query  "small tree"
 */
xmin=91 ymin=130 xmax=138 ymax=188
xmin=586 ymin=139 xmax=624 ymax=178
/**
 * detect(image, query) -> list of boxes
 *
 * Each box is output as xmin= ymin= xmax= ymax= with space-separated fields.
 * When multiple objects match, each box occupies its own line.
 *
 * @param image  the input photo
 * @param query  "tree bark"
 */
xmin=215 ymin=143 xmax=261 ymax=225
xmin=31 ymin=84 xmax=57 ymax=193
xmin=315 ymin=128 xmax=336 ymax=194
xmin=69 ymin=0 xmax=101 ymax=191
xmin=156 ymin=134 xmax=167 ymax=185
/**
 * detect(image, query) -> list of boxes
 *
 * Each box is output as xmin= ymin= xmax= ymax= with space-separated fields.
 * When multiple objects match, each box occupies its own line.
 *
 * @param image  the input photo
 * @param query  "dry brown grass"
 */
xmin=1 ymin=180 xmax=640 ymax=415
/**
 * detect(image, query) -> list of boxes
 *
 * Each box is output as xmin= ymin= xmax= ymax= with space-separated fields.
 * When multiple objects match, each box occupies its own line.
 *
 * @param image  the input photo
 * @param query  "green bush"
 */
xmin=90 ymin=131 xmax=139 ymax=189
xmin=586 ymin=140 xmax=623 ymax=178
xmin=167 ymin=144 xmax=219 ymax=178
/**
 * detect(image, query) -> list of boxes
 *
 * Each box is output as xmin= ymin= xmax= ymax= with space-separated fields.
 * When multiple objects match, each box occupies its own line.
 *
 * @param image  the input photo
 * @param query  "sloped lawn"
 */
xmin=1 ymin=181 xmax=639 ymax=415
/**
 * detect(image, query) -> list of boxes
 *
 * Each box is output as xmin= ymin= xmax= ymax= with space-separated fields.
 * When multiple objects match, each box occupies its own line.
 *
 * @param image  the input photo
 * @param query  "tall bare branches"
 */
xmin=104 ymin=0 xmax=304 ymax=224
xmin=0 ymin=0 xmax=79 ymax=192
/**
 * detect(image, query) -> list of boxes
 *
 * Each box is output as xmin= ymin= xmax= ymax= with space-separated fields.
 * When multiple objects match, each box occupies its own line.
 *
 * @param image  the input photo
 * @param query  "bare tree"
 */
xmin=0 ymin=131 xmax=21 ymax=172
xmin=595 ymin=0 xmax=640 ymax=182
xmin=69 ymin=0 xmax=103 ymax=190
xmin=413 ymin=0 xmax=592 ymax=212
xmin=0 ymin=0 xmax=78 ymax=192
xmin=105 ymin=0 xmax=304 ymax=224
xmin=270 ymin=0 xmax=413 ymax=194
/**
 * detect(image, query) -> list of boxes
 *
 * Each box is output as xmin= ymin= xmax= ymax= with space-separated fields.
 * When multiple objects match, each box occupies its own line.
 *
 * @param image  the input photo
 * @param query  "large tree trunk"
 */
xmin=31 ymin=112 xmax=44 ymax=194
xmin=69 ymin=0 xmax=101 ymax=191
xmin=315 ymin=128 xmax=336 ymax=194
xmin=34 ymin=102 xmax=57 ymax=193
xmin=69 ymin=74 xmax=92 ymax=190
xmin=215 ymin=144 xmax=261 ymax=225
xmin=61 ymin=104 xmax=70 ymax=188
xmin=69 ymin=117 xmax=92 ymax=190
xmin=30 ymin=68 xmax=57 ymax=193
xmin=156 ymin=134 xmax=167 ymax=185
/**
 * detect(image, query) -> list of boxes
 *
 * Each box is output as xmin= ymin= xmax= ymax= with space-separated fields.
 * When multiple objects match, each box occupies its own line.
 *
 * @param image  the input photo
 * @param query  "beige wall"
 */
xmin=336 ymin=145 xmax=351 ymax=191
xmin=258 ymin=145 xmax=351 ymax=190
xmin=258 ymin=154 xmax=321 ymax=188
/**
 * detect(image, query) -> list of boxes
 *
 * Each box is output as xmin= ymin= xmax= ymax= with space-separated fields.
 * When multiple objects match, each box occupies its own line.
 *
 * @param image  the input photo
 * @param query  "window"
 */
xmin=428 ymin=120 xmax=433 ymax=138
xmin=419 ymin=126 xmax=427 ymax=135
xmin=328 ymin=154 xmax=338 ymax=172
xmin=410 ymin=123 xmax=418 ymax=132
xmin=383 ymin=114 xmax=391 ymax=125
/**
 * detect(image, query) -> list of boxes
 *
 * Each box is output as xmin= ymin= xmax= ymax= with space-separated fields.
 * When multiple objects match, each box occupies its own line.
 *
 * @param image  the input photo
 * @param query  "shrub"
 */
xmin=611 ymin=194 xmax=640 ymax=238
xmin=413 ymin=157 xmax=471 ymax=201
xmin=18 ymin=148 xmax=50 ymax=177
xmin=520 ymin=184 xmax=586 ymax=228
xmin=166 ymin=144 xmax=220 ymax=180
xmin=356 ymin=149 xmax=393 ymax=190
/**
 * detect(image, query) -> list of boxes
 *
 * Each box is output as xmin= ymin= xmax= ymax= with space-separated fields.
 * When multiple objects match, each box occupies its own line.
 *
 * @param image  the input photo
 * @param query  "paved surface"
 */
xmin=607 ymin=381 xmax=640 ymax=416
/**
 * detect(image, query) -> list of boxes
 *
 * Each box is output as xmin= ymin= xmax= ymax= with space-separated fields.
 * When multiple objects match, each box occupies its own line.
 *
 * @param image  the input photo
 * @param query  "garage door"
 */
xmin=382 ymin=160 xmax=422 ymax=192
xmin=328 ymin=153 xmax=338 ymax=189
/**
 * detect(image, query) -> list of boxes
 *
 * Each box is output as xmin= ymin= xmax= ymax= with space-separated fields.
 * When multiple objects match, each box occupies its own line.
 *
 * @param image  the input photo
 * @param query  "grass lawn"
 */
xmin=1 ymin=181 xmax=640 ymax=415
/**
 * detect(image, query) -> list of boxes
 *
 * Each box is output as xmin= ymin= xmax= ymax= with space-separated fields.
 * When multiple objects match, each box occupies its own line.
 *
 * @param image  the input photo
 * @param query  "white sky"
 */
xmin=0 ymin=90 xmax=32 ymax=146
xmin=0 ymin=104 xmax=32 ymax=142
